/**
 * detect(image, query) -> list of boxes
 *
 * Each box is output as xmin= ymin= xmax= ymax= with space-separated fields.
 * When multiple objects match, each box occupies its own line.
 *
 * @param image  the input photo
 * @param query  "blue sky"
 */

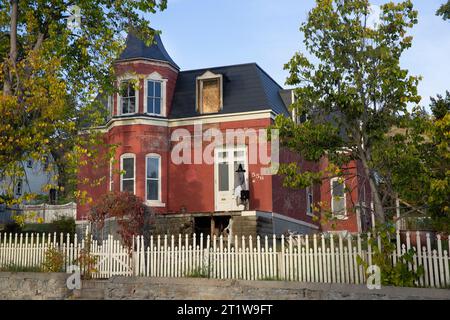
xmin=148 ymin=0 xmax=450 ymax=107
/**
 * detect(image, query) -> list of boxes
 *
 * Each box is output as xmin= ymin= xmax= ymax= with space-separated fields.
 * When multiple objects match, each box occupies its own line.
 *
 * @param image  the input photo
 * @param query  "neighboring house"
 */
xmin=77 ymin=31 xmax=372 ymax=237
xmin=0 ymin=156 xmax=58 ymax=202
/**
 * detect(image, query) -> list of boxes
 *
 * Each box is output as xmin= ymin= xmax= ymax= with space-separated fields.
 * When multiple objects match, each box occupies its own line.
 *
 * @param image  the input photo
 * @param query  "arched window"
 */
xmin=120 ymin=154 xmax=135 ymax=194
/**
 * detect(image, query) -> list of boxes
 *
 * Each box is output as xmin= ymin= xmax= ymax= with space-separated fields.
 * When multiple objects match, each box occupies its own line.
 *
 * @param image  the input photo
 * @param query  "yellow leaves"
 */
xmin=12 ymin=212 xmax=37 ymax=227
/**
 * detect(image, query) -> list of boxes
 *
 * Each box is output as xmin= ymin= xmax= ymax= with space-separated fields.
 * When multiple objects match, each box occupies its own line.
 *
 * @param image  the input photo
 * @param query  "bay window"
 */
xmin=146 ymin=154 xmax=161 ymax=202
xmin=120 ymin=154 xmax=135 ymax=194
xmin=147 ymin=80 xmax=162 ymax=115
xmin=120 ymin=81 xmax=136 ymax=115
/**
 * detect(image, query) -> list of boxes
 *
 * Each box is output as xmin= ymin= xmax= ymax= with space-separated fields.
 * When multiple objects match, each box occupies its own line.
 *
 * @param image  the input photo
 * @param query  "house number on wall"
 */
xmin=251 ymin=172 xmax=264 ymax=183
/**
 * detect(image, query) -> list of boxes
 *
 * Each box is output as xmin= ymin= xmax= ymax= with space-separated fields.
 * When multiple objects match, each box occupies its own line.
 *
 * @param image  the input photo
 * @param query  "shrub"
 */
xmin=357 ymin=224 xmax=424 ymax=287
xmin=20 ymin=216 xmax=75 ymax=236
xmin=42 ymin=247 xmax=65 ymax=272
xmin=3 ymin=221 xmax=22 ymax=233
xmin=185 ymin=266 xmax=209 ymax=278
xmin=89 ymin=192 xmax=147 ymax=249
xmin=51 ymin=216 xmax=75 ymax=235
xmin=73 ymin=234 xmax=98 ymax=279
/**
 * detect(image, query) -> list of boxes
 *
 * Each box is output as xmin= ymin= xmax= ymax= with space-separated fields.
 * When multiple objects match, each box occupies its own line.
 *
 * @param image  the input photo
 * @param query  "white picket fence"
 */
xmin=0 ymin=232 xmax=132 ymax=278
xmin=0 ymin=231 xmax=449 ymax=288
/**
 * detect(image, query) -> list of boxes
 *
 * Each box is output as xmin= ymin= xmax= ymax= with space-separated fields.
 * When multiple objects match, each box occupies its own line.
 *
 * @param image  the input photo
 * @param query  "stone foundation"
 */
xmin=1 ymin=272 xmax=449 ymax=300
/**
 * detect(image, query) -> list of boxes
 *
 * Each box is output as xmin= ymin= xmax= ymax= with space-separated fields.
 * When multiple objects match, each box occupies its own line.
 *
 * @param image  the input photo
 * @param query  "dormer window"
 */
xmin=196 ymin=71 xmax=223 ymax=114
xmin=147 ymin=80 xmax=162 ymax=115
xmin=119 ymin=80 xmax=136 ymax=115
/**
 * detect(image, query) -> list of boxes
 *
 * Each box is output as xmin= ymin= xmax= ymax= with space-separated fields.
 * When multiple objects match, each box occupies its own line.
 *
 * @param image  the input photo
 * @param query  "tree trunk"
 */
xmin=359 ymin=151 xmax=386 ymax=225
xmin=3 ymin=0 xmax=18 ymax=96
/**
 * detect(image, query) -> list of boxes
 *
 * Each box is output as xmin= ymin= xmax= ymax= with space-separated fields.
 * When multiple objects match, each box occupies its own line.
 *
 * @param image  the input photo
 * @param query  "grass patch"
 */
xmin=185 ymin=266 xmax=210 ymax=278
xmin=258 ymin=276 xmax=282 ymax=281
xmin=0 ymin=263 xmax=42 ymax=272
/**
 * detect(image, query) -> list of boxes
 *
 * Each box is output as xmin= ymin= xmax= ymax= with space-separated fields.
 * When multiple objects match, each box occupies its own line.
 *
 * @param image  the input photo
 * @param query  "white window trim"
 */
xmin=143 ymin=72 xmax=167 ymax=117
xmin=196 ymin=71 xmax=223 ymax=114
xmin=330 ymin=177 xmax=347 ymax=219
xmin=107 ymin=95 xmax=113 ymax=119
xmin=306 ymin=185 xmax=314 ymax=217
xmin=145 ymin=153 xmax=165 ymax=207
xmin=120 ymin=153 xmax=136 ymax=194
xmin=117 ymin=75 xmax=139 ymax=116
xmin=109 ymin=159 xmax=114 ymax=192
xmin=291 ymin=89 xmax=296 ymax=122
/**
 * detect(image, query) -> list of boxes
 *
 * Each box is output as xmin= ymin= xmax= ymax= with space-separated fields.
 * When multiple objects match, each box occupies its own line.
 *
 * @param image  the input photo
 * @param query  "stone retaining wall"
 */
xmin=102 ymin=277 xmax=450 ymax=300
xmin=0 ymin=272 xmax=449 ymax=300
xmin=0 ymin=272 xmax=71 ymax=300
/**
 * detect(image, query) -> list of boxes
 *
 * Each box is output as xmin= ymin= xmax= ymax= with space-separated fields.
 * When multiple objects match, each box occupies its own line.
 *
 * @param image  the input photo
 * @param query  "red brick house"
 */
xmin=77 ymin=32 xmax=372 ymax=237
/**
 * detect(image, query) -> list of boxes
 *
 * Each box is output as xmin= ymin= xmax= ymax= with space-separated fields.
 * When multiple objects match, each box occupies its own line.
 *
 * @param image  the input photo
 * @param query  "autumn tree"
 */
xmin=0 ymin=0 xmax=167 ymax=204
xmin=89 ymin=192 xmax=147 ymax=249
xmin=274 ymin=0 xmax=420 ymax=224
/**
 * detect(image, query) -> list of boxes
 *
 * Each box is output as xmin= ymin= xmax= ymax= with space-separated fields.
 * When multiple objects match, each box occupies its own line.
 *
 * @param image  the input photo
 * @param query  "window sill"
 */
xmin=333 ymin=214 xmax=348 ymax=220
xmin=145 ymin=201 xmax=166 ymax=208
xmin=145 ymin=112 xmax=164 ymax=117
xmin=119 ymin=112 xmax=137 ymax=116
xmin=306 ymin=212 xmax=314 ymax=217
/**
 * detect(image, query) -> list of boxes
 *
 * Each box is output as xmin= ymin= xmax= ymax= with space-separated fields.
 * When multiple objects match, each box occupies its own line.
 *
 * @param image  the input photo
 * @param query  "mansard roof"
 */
xmin=117 ymin=32 xmax=179 ymax=69
xmin=169 ymin=63 xmax=289 ymax=119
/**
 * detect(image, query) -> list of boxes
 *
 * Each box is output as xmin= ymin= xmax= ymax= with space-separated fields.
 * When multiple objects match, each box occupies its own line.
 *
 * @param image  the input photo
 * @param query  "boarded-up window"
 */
xmin=201 ymin=79 xmax=220 ymax=113
xmin=197 ymin=73 xmax=222 ymax=114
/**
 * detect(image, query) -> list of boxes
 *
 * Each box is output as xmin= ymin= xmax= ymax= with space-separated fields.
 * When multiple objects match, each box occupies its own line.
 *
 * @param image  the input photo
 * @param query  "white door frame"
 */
xmin=214 ymin=145 xmax=248 ymax=212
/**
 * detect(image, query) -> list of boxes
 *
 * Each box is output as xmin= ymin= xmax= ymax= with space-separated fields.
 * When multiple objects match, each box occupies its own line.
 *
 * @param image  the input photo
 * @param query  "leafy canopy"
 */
xmin=274 ymin=0 xmax=420 ymax=223
xmin=0 ymin=0 xmax=167 ymax=203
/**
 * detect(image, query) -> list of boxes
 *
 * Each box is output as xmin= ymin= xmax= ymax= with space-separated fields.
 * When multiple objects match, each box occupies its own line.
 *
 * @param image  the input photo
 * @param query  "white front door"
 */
xmin=214 ymin=146 xmax=248 ymax=212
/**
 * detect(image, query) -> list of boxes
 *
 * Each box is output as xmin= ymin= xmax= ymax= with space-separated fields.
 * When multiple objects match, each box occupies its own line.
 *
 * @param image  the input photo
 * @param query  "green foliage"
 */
xmin=0 ymin=0 xmax=167 ymax=204
xmin=357 ymin=224 xmax=423 ymax=287
xmin=0 ymin=263 xmax=41 ymax=272
xmin=437 ymin=1 xmax=450 ymax=20
xmin=185 ymin=265 xmax=210 ymax=278
xmin=272 ymin=0 xmax=442 ymax=226
xmin=42 ymin=247 xmax=65 ymax=272
xmin=372 ymin=94 xmax=450 ymax=233
xmin=50 ymin=216 xmax=76 ymax=235
xmin=20 ymin=216 xmax=76 ymax=235
xmin=3 ymin=221 xmax=22 ymax=233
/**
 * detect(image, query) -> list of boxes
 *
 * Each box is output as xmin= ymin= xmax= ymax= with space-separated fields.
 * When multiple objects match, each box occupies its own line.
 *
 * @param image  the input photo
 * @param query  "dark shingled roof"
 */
xmin=279 ymin=89 xmax=294 ymax=110
xmin=169 ymin=63 xmax=290 ymax=119
xmin=117 ymin=32 xmax=179 ymax=69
